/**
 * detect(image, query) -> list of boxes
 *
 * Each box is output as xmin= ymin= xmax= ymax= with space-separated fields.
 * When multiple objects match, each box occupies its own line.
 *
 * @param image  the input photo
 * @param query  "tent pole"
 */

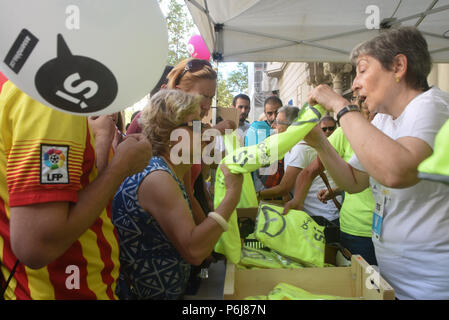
xmin=225 ymin=25 xmax=367 ymax=45
xmin=225 ymin=41 xmax=349 ymax=61
xmin=212 ymin=60 xmax=218 ymax=126
xmin=396 ymin=3 xmax=449 ymax=24
xmin=420 ymin=30 xmax=449 ymax=40
xmin=224 ymin=26 xmax=353 ymax=56
xmin=187 ymin=0 xmax=207 ymax=16
xmin=430 ymin=46 xmax=449 ymax=54
xmin=415 ymin=0 xmax=439 ymax=27
xmin=203 ymin=0 xmax=216 ymax=51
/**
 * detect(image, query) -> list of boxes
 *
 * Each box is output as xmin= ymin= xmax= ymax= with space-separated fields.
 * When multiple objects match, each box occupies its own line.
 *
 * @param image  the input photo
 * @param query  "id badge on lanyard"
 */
xmin=372 ymin=185 xmax=387 ymax=241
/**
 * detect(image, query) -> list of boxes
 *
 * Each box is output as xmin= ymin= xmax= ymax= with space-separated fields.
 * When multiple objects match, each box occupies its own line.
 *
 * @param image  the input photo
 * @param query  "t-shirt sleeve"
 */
xmin=348 ymin=153 xmax=365 ymax=172
xmin=285 ymin=143 xmax=312 ymax=169
xmin=328 ymin=127 xmax=346 ymax=159
xmin=394 ymin=90 xmax=449 ymax=149
xmin=4 ymin=82 xmax=91 ymax=207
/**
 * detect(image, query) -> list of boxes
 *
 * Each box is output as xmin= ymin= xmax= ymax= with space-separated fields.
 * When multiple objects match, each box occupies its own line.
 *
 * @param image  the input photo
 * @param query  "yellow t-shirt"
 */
xmin=328 ymin=127 xmax=374 ymax=237
xmin=418 ymin=118 xmax=449 ymax=184
xmin=0 ymin=81 xmax=119 ymax=299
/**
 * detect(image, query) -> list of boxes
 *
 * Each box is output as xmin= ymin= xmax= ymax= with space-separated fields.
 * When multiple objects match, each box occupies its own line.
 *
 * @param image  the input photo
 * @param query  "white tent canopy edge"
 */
xmin=185 ymin=0 xmax=449 ymax=63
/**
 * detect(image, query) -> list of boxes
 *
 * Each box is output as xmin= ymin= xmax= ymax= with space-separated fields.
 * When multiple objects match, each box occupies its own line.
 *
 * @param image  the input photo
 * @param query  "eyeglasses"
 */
xmin=175 ymin=59 xmax=212 ymax=86
xmin=321 ymin=126 xmax=336 ymax=132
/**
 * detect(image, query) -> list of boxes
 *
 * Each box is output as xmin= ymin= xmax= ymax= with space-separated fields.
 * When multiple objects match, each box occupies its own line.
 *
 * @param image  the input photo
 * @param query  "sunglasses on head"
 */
xmin=321 ymin=126 xmax=336 ymax=132
xmin=175 ymin=59 xmax=212 ymax=86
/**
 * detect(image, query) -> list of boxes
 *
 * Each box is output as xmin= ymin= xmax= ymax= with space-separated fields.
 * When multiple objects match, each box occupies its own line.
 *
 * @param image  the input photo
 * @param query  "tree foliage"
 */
xmin=160 ymin=1 xmax=248 ymax=108
xmin=162 ymin=0 xmax=194 ymax=65
xmin=227 ymin=63 xmax=248 ymax=94
xmin=216 ymin=71 xmax=233 ymax=108
xmin=216 ymin=63 xmax=249 ymax=108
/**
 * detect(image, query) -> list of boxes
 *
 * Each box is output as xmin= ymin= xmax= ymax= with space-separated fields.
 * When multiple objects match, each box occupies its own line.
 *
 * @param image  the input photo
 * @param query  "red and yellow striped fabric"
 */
xmin=0 ymin=81 xmax=119 ymax=299
xmin=0 ymin=72 xmax=7 ymax=91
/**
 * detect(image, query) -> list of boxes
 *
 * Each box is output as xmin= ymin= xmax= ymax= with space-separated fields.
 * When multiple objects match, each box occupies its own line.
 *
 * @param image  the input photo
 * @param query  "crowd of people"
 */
xmin=1 ymin=26 xmax=448 ymax=300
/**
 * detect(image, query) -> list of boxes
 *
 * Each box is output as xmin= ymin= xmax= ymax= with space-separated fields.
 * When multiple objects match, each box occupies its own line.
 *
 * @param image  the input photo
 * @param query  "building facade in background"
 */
xmin=249 ymin=62 xmax=449 ymax=121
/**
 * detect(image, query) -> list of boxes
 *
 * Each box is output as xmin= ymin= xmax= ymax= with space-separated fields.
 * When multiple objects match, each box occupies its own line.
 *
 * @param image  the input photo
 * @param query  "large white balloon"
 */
xmin=0 ymin=0 xmax=168 ymax=115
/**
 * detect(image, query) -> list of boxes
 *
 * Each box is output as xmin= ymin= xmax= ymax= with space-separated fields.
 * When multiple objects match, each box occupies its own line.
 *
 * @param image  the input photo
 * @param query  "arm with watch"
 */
xmin=306 ymin=84 xmax=428 ymax=189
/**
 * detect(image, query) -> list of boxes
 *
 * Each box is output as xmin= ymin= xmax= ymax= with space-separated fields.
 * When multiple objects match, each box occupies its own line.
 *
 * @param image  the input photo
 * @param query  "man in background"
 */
xmin=232 ymin=93 xmax=251 ymax=146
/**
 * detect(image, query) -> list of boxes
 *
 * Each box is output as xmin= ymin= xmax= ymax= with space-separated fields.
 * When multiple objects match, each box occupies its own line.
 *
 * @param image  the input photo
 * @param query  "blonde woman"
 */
xmin=112 ymin=90 xmax=242 ymax=300
xmin=128 ymin=59 xmax=236 ymax=289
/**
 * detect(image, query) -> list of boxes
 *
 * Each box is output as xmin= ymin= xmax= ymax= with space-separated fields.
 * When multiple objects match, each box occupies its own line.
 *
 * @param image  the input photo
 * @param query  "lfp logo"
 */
xmin=44 ymin=148 xmax=66 ymax=170
xmin=41 ymin=144 xmax=69 ymax=184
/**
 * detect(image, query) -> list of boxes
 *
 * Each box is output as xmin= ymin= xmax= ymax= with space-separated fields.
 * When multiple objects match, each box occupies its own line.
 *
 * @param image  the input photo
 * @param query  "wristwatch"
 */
xmin=336 ymin=104 xmax=360 ymax=124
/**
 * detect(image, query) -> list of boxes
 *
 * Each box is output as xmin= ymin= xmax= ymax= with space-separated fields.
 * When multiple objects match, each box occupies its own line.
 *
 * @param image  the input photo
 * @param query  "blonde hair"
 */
xmin=140 ymin=89 xmax=202 ymax=155
xmin=166 ymin=58 xmax=217 ymax=91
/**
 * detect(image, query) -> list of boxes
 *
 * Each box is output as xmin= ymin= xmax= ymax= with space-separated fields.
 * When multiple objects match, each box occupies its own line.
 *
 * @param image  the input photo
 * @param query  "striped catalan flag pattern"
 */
xmin=0 ymin=80 xmax=120 ymax=299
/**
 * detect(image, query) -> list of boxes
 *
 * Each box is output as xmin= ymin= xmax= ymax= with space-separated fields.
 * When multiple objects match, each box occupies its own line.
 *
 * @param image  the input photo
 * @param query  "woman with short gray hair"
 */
xmin=306 ymin=27 xmax=449 ymax=299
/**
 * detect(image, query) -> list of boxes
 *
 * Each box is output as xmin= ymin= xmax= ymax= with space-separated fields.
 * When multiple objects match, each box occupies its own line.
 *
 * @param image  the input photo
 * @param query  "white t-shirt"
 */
xmin=237 ymin=121 xmax=251 ymax=147
xmin=285 ymin=142 xmax=340 ymax=222
xmin=349 ymin=87 xmax=449 ymax=300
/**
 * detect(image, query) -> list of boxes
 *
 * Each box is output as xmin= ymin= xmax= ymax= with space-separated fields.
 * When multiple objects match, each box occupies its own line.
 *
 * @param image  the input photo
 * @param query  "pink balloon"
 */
xmin=187 ymin=34 xmax=210 ymax=60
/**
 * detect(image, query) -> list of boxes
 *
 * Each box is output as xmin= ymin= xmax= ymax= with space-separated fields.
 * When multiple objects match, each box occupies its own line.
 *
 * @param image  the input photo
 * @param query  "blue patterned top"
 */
xmin=112 ymin=156 xmax=192 ymax=300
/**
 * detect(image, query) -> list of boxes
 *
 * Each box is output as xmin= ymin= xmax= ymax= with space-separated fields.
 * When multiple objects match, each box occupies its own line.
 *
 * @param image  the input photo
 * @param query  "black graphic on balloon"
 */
xmin=35 ymin=34 xmax=118 ymax=113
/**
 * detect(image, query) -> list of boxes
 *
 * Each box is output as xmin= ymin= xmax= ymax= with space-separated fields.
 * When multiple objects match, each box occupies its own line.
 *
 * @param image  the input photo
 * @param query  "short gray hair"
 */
xmin=278 ymin=106 xmax=300 ymax=125
xmin=350 ymin=26 xmax=431 ymax=90
xmin=319 ymin=115 xmax=336 ymax=125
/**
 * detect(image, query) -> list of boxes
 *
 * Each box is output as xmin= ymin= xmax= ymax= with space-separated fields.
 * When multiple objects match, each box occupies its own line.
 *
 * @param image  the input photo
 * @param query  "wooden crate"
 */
xmin=224 ymin=255 xmax=395 ymax=300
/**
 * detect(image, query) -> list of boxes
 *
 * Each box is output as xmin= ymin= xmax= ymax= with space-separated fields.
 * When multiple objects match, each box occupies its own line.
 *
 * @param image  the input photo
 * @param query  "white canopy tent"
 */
xmin=184 ymin=0 xmax=449 ymax=63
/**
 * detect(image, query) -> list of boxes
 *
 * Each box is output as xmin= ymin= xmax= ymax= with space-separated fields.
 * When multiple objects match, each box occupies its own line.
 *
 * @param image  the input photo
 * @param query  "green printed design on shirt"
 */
xmin=254 ymin=203 xmax=325 ymax=267
xmin=213 ymin=106 xmax=325 ymax=264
